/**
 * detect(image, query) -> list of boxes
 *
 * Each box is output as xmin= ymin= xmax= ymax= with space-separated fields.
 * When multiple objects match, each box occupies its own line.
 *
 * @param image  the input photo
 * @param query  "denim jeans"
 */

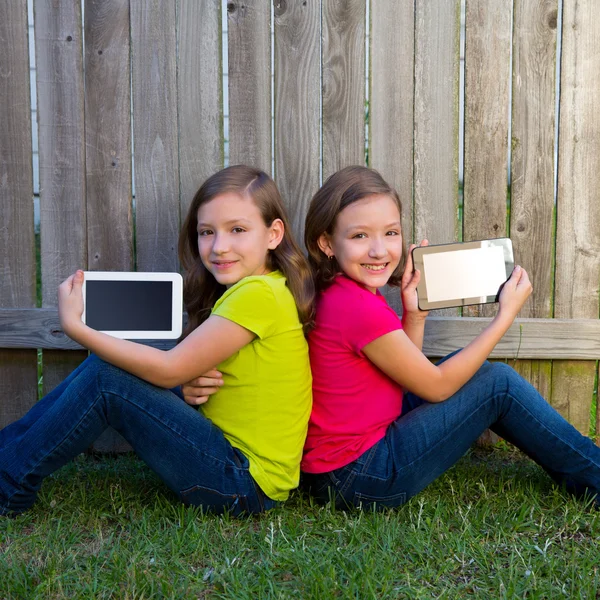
xmin=302 ymin=359 xmax=600 ymax=510
xmin=0 ymin=355 xmax=277 ymax=517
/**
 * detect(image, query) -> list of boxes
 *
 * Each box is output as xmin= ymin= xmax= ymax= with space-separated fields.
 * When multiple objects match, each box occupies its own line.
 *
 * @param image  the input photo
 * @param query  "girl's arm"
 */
xmin=400 ymin=242 xmax=429 ymax=350
xmin=364 ymin=266 xmax=532 ymax=402
xmin=59 ymin=271 xmax=254 ymax=389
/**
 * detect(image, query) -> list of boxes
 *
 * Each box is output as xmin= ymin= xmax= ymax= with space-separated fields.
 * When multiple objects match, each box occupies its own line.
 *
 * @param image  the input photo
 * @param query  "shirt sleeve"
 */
xmin=212 ymin=279 xmax=278 ymax=339
xmin=343 ymin=289 xmax=402 ymax=355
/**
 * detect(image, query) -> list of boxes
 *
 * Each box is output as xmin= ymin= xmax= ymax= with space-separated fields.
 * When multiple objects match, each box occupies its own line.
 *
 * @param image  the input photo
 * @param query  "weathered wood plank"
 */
xmin=274 ymin=0 xmax=320 ymax=246
xmin=322 ymin=0 xmax=366 ymax=180
xmin=3 ymin=309 xmax=600 ymax=360
xmin=463 ymin=0 xmax=511 ymax=318
xmin=34 ymin=0 xmax=89 ymax=416
xmin=85 ymin=0 xmax=132 ymax=271
xmin=553 ymin=0 xmax=600 ymax=435
xmin=177 ymin=0 xmax=222 ymax=218
xmin=510 ymin=0 xmax=558 ymax=401
xmin=0 ymin=0 xmax=37 ymax=428
xmin=85 ymin=0 xmax=133 ymax=452
xmin=131 ymin=0 xmax=180 ymax=272
xmin=227 ymin=0 xmax=271 ymax=172
xmin=370 ymin=0 xmax=414 ymax=313
xmin=413 ymin=0 xmax=460 ymax=317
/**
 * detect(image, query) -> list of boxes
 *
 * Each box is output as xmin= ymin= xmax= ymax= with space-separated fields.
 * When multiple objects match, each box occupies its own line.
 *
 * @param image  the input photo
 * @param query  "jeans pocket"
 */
xmin=180 ymin=484 xmax=250 ymax=516
xmin=353 ymin=490 xmax=407 ymax=510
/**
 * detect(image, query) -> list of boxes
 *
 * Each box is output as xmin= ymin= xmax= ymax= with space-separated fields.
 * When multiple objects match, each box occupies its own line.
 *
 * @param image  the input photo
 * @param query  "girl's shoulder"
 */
xmin=213 ymin=271 xmax=289 ymax=314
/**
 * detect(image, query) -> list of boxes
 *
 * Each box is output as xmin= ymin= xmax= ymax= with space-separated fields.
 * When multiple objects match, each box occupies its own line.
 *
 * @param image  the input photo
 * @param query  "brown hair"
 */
xmin=304 ymin=166 xmax=407 ymax=292
xmin=179 ymin=165 xmax=315 ymax=337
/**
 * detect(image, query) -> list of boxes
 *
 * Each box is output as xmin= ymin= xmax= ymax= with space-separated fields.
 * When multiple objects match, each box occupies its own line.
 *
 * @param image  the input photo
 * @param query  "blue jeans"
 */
xmin=0 ymin=355 xmax=277 ymax=516
xmin=301 ymin=360 xmax=600 ymax=510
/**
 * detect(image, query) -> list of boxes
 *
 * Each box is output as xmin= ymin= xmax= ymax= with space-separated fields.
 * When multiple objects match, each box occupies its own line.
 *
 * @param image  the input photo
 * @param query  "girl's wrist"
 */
xmin=402 ymin=310 xmax=428 ymax=325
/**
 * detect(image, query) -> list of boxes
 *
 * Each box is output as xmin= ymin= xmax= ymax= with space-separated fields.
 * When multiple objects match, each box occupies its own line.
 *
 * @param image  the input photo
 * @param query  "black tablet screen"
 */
xmin=85 ymin=280 xmax=172 ymax=331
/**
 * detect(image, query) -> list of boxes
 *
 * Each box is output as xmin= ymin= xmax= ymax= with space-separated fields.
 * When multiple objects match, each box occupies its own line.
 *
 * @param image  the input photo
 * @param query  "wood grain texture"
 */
xmin=131 ymin=0 xmax=180 ymax=272
xmin=463 ymin=0 xmax=511 ymax=318
xmin=370 ymin=0 xmax=414 ymax=314
xmin=322 ymin=0 xmax=366 ymax=179
xmin=227 ymin=0 xmax=271 ymax=172
xmin=553 ymin=0 xmax=600 ymax=435
xmin=510 ymin=0 xmax=558 ymax=401
xmin=35 ymin=0 xmax=87 ymax=302
xmin=0 ymin=0 xmax=37 ymax=427
xmin=177 ymin=0 xmax=222 ymax=218
xmin=274 ymin=0 xmax=320 ymax=247
xmin=414 ymin=0 xmax=460 ymax=317
xmin=3 ymin=309 xmax=600 ymax=360
xmin=34 ymin=0 xmax=89 ymax=423
xmin=413 ymin=0 xmax=460 ymax=246
xmin=85 ymin=0 xmax=133 ymax=271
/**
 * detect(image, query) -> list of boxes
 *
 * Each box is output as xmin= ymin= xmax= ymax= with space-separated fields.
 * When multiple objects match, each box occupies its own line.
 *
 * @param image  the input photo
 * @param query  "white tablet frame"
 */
xmin=411 ymin=238 xmax=514 ymax=311
xmin=82 ymin=271 xmax=183 ymax=339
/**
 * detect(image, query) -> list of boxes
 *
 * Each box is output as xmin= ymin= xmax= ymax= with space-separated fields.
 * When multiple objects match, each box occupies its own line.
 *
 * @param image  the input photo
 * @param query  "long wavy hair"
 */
xmin=304 ymin=166 xmax=407 ymax=292
xmin=179 ymin=165 xmax=315 ymax=337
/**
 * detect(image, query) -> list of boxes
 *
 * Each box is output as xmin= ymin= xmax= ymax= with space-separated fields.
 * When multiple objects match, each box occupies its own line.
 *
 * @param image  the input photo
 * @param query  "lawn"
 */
xmin=1 ymin=444 xmax=599 ymax=599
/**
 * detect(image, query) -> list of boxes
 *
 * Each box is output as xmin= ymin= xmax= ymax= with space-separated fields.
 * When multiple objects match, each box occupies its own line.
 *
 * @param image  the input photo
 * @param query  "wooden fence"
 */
xmin=1 ymin=1 xmax=599 ymax=449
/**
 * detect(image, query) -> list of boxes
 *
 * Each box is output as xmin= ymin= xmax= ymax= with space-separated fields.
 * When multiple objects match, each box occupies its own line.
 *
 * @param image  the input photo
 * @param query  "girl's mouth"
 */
xmin=213 ymin=261 xmax=237 ymax=269
xmin=362 ymin=263 xmax=388 ymax=271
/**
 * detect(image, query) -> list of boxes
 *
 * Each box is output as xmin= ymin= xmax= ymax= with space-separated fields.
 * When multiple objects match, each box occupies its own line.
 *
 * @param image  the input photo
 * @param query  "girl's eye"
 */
xmin=352 ymin=233 xmax=367 ymax=239
xmin=386 ymin=230 xmax=399 ymax=236
xmin=198 ymin=229 xmax=213 ymax=237
xmin=232 ymin=227 xmax=246 ymax=234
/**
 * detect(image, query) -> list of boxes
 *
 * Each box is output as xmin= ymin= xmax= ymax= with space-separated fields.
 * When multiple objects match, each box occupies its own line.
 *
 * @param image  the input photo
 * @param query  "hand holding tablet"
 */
xmin=82 ymin=272 xmax=183 ymax=339
xmin=411 ymin=238 xmax=514 ymax=311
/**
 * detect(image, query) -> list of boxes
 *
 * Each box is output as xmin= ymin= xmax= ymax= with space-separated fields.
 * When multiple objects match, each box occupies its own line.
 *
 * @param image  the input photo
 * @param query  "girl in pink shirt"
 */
xmin=301 ymin=165 xmax=600 ymax=510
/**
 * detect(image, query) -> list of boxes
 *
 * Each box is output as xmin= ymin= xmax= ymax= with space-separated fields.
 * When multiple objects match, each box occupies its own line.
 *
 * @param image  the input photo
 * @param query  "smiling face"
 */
xmin=318 ymin=194 xmax=403 ymax=293
xmin=197 ymin=192 xmax=284 ymax=287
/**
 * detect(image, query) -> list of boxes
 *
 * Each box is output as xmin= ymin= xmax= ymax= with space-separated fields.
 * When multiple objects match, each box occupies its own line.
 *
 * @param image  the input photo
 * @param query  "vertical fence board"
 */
xmin=274 ymin=0 xmax=320 ymax=245
xmin=554 ymin=0 xmax=600 ymax=436
xmin=322 ymin=0 xmax=366 ymax=180
xmin=34 ymin=0 xmax=89 ymax=401
xmin=510 ymin=0 xmax=557 ymax=401
xmin=227 ymin=1 xmax=271 ymax=172
xmin=370 ymin=0 xmax=414 ymax=314
xmin=131 ymin=0 xmax=180 ymax=272
xmin=414 ymin=0 xmax=460 ymax=317
xmin=85 ymin=0 xmax=132 ymax=271
xmin=178 ymin=0 xmax=222 ymax=218
xmin=463 ymin=0 xmax=512 ymax=319
xmin=84 ymin=0 xmax=132 ymax=452
xmin=0 ymin=0 xmax=37 ymax=427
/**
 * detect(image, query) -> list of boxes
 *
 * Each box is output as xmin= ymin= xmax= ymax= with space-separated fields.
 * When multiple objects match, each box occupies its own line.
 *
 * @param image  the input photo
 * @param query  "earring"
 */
xmin=328 ymin=255 xmax=334 ymax=261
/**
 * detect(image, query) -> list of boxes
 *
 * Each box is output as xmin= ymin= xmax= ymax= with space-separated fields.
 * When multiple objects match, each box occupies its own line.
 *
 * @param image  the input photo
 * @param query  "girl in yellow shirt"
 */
xmin=0 ymin=165 xmax=313 ymax=517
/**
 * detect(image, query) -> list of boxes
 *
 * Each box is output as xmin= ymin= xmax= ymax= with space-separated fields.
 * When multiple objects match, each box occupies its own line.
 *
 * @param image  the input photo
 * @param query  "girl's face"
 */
xmin=197 ymin=192 xmax=284 ymax=287
xmin=318 ymin=194 xmax=403 ymax=293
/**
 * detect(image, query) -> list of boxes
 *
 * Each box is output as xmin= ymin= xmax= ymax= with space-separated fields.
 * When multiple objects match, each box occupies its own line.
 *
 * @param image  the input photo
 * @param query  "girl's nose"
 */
xmin=368 ymin=238 xmax=386 ymax=258
xmin=212 ymin=233 xmax=230 ymax=254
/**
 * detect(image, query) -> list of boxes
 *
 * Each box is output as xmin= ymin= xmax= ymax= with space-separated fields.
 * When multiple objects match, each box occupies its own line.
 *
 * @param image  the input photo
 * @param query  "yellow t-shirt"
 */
xmin=200 ymin=271 xmax=312 ymax=501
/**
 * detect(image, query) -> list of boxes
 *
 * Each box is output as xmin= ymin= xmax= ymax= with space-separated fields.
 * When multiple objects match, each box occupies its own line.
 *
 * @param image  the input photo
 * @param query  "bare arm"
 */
xmin=59 ymin=271 xmax=254 ymax=389
xmin=364 ymin=266 xmax=532 ymax=402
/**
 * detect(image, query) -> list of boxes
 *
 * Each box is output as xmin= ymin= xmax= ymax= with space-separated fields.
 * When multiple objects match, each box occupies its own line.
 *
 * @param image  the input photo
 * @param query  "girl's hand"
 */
xmin=181 ymin=369 xmax=224 ymax=405
xmin=498 ymin=265 xmax=532 ymax=321
xmin=401 ymin=239 xmax=429 ymax=318
xmin=58 ymin=270 xmax=85 ymax=336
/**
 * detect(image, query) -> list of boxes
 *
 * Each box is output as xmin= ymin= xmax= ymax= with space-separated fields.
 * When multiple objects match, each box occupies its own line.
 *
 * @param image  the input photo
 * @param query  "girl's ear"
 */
xmin=317 ymin=233 xmax=333 ymax=258
xmin=267 ymin=218 xmax=285 ymax=250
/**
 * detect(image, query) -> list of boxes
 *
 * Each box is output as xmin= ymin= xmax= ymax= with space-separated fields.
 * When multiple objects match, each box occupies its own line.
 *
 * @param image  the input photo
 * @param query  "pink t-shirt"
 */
xmin=301 ymin=275 xmax=404 ymax=474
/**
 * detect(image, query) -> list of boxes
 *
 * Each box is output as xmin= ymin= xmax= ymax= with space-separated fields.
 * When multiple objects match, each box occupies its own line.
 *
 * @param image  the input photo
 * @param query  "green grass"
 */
xmin=2 ymin=445 xmax=600 ymax=599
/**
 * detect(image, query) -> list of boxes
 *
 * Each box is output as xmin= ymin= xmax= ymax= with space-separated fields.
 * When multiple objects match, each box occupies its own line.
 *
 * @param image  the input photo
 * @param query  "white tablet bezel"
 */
xmin=411 ymin=238 xmax=514 ymax=311
xmin=82 ymin=271 xmax=183 ymax=339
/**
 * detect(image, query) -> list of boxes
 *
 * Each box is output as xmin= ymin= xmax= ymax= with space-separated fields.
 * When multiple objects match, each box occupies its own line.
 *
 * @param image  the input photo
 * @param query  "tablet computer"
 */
xmin=411 ymin=238 xmax=514 ymax=310
xmin=82 ymin=272 xmax=183 ymax=339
